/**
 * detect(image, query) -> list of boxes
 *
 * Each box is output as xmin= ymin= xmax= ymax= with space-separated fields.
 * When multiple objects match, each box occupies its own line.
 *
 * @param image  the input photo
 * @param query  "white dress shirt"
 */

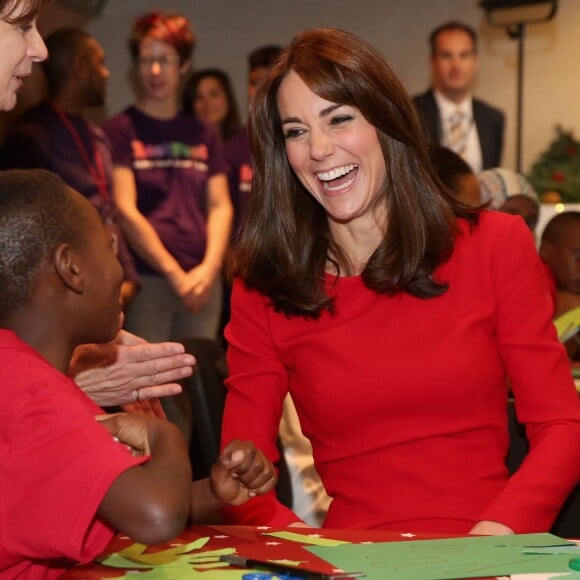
xmin=434 ymin=90 xmax=483 ymax=174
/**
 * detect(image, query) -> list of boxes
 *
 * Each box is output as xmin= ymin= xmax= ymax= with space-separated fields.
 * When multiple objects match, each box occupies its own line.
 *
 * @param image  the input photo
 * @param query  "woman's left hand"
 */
xmin=70 ymin=329 xmax=195 ymax=407
xmin=469 ymin=520 xmax=514 ymax=535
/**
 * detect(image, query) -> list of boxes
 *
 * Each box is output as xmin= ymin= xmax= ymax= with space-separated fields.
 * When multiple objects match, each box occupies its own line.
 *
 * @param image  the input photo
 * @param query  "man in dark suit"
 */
xmin=413 ymin=21 xmax=504 ymax=173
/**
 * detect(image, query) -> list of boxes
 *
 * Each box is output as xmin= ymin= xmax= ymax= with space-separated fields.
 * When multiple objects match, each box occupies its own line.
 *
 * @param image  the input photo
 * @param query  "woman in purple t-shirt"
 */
xmin=182 ymin=68 xmax=253 ymax=242
xmin=104 ymin=11 xmax=233 ymax=349
xmin=181 ymin=68 xmax=253 ymax=338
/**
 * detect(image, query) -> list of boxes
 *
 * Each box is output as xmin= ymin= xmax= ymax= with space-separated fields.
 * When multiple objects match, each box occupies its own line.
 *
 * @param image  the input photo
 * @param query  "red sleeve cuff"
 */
xmin=221 ymin=490 xmax=300 ymax=526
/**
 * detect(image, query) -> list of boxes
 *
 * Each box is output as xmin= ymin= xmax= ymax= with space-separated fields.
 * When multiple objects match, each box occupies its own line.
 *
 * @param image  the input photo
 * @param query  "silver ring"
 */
xmin=134 ymin=388 xmax=141 ymax=402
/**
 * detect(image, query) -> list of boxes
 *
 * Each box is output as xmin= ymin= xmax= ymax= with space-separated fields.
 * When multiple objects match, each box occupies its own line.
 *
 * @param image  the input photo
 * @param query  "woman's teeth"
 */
xmin=317 ymin=164 xmax=358 ymax=191
xmin=317 ymin=163 xmax=357 ymax=182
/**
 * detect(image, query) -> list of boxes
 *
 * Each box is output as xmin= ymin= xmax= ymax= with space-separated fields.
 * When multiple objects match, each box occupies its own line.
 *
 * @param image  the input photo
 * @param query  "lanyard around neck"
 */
xmin=49 ymin=102 xmax=110 ymax=207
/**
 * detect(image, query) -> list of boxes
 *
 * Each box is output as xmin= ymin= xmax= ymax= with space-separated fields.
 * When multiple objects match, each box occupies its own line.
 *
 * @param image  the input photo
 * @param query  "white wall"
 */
xmin=12 ymin=0 xmax=579 ymax=175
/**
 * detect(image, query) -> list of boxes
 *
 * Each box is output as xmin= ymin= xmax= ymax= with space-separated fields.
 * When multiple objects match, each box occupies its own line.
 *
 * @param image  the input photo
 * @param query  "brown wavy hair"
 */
xmin=234 ymin=27 xmax=478 ymax=318
xmin=0 ymin=0 xmax=47 ymax=23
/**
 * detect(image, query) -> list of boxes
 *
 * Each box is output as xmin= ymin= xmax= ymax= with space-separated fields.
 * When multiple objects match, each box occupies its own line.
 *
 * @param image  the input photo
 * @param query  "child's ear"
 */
xmin=53 ymin=243 xmax=84 ymax=294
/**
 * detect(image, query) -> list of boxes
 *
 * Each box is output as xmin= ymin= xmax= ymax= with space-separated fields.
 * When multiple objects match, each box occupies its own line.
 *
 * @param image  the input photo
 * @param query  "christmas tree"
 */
xmin=528 ymin=126 xmax=580 ymax=203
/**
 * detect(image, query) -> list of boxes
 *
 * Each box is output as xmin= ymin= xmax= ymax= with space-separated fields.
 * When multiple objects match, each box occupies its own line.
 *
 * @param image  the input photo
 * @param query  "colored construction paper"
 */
xmin=265 ymin=530 xmax=350 ymax=547
xmin=554 ymin=307 xmax=580 ymax=342
xmin=307 ymin=533 xmax=578 ymax=580
xmin=97 ymin=538 xmax=239 ymax=577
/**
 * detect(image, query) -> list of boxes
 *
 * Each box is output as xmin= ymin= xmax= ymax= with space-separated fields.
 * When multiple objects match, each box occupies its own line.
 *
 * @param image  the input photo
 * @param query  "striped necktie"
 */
xmin=448 ymin=110 xmax=468 ymax=155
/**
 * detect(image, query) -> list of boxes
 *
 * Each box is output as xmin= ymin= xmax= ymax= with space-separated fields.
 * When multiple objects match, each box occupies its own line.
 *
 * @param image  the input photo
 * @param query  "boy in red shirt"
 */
xmin=540 ymin=211 xmax=580 ymax=316
xmin=0 ymin=169 xmax=275 ymax=578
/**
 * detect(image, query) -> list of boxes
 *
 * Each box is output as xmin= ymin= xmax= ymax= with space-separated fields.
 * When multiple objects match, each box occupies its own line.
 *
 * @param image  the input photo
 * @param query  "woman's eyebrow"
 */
xmin=319 ymin=103 xmax=342 ymax=118
xmin=281 ymin=104 xmax=343 ymax=125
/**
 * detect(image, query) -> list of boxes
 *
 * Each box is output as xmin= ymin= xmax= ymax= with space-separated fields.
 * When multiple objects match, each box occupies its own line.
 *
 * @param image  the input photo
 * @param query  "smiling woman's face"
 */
xmin=277 ymin=70 xmax=387 ymax=231
xmin=0 ymin=0 xmax=47 ymax=112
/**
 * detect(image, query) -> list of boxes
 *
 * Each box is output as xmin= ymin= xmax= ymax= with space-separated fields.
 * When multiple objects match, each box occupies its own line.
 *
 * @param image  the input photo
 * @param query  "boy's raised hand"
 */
xmin=210 ymin=440 xmax=277 ymax=506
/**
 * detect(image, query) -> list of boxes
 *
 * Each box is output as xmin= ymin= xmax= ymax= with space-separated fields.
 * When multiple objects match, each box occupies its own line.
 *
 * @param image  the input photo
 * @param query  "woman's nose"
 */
xmin=28 ymin=26 xmax=48 ymax=63
xmin=309 ymin=129 xmax=334 ymax=160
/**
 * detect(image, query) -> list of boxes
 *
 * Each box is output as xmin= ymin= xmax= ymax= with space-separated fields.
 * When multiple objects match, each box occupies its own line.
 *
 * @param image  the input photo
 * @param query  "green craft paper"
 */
xmin=161 ymin=538 xmax=210 ymax=554
xmin=114 ymin=567 xmax=248 ymax=579
xmin=97 ymin=538 xmax=238 ymax=577
xmin=99 ymin=537 xmax=212 ymax=568
xmin=187 ymin=547 xmax=238 ymax=561
xmin=307 ymin=533 xmax=578 ymax=580
xmin=523 ymin=546 xmax=580 ymax=555
xmin=265 ymin=530 xmax=350 ymax=546
xmin=554 ymin=306 xmax=580 ymax=342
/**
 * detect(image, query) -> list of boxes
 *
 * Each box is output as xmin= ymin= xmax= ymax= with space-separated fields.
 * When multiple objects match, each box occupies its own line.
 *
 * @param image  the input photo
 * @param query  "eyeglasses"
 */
xmin=137 ymin=54 xmax=180 ymax=70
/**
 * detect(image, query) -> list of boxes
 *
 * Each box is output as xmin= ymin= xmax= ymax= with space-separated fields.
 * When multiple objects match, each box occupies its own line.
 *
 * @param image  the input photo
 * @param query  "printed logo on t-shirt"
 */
xmin=131 ymin=140 xmax=209 ymax=171
xmin=239 ymin=164 xmax=252 ymax=193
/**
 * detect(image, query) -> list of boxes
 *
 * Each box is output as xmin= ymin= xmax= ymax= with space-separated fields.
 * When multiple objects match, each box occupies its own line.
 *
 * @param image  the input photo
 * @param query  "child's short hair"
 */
xmin=541 ymin=211 xmax=580 ymax=244
xmin=429 ymin=145 xmax=474 ymax=193
xmin=128 ymin=10 xmax=196 ymax=65
xmin=0 ymin=169 xmax=81 ymax=320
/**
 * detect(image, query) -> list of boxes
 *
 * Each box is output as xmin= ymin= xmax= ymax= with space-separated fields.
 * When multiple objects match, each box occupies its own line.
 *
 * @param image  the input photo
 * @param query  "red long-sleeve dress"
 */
xmin=221 ymin=211 xmax=580 ymax=533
